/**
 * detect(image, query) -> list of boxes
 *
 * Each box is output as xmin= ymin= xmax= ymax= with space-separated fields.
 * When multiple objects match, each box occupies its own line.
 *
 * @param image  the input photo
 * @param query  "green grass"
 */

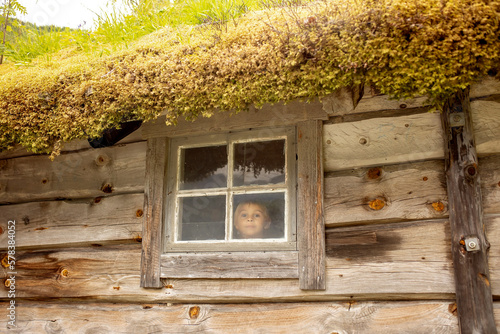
xmin=2 ymin=0 xmax=267 ymax=64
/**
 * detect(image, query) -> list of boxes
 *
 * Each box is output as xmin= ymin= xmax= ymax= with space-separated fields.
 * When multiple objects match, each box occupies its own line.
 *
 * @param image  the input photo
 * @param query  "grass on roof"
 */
xmin=0 ymin=0 xmax=499 ymax=158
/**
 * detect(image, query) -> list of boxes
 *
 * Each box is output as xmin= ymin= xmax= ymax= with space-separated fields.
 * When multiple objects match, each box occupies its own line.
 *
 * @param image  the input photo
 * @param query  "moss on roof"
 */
xmin=1 ymin=0 xmax=499 ymax=158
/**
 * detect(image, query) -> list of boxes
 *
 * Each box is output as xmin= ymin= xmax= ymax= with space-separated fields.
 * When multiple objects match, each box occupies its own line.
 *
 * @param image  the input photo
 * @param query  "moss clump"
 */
xmin=0 ymin=0 xmax=499 ymax=157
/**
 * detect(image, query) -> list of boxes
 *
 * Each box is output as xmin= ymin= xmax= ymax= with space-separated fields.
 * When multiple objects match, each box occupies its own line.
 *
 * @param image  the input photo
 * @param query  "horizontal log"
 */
xmin=323 ymin=112 xmax=444 ymax=171
xmin=0 ymin=125 xmax=144 ymax=160
xmin=161 ymin=252 xmax=299 ymax=279
xmin=325 ymin=76 xmax=500 ymax=116
xmin=0 ymin=301 xmax=459 ymax=333
xmin=323 ymin=99 xmax=500 ymax=171
xmin=0 ymin=194 xmax=144 ymax=250
xmin=481 ymin=154 xmax=500 ymax=215
xmin=324 ymin=160 xmax=448 ymax=226
xmin=142 ymin=98 xmax=329 ymax=139
xmin=0 ymin=141 xmax=146 ymax=204
xmin=0 ymin=219 xmax=456 ymax=303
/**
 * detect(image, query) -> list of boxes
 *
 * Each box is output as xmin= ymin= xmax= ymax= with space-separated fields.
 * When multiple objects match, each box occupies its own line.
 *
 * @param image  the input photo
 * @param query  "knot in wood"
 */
xmin=367 ymin=167 xmax=382 ymax=179
xmin=101 ymin=183 xmax=113 ymax=194
xmin=136 ymin=209 xmax=144 ymax=218
xmin=60 ymin=268 xmax=69 ymax=277
xmin=189 ymin=306 xmax=201 ymax=319
xmin=1 ymin=254 xmax=9 ymax=268
xmin=431 ymin=202 xmax=445 ymax=212
xmin=368 ymin=198 xmax=385 ymax=210
xmin=95 ymin=154 xmax=110 ymax=166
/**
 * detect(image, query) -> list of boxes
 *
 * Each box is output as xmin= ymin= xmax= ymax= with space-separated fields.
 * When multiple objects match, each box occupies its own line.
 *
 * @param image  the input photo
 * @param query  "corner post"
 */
xmin=441 ymin=88 xmax=497 ymax=333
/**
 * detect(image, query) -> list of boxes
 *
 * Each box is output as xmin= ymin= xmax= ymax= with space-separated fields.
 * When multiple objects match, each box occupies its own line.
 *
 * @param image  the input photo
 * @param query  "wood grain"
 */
xmin=324 ymin=160 xmax=448 ymax=226
xmin=441 ymin=89 xmax=496 ymax=333
xmin=297 ymin=120 xmax=326 ymax=290
xmin=140 ymin=138 xmax=168 ymax=288
xmin=481 ymin=154 xmax=500 ymax=215
xmin=142 ymin=98 xmax=329 ymax=139
xmin=323 ymin=99 xmax=500 ymax=172
xmin=0 ymin=125 xmax=144 ymax=160
xmin=0 ymin=141 xmax=146 ymax=204
xmin=0 ymin=301 xmax=460 ymax=333
xmin=0 ymin=194 xmax=144 ymax=250
xmin=161 ymin=252 xmax=298 ymax=279
xmin=323 ymin=112 xmax=444 ymax=171
xmin=0 ymin=219 xmax=463 ymax=303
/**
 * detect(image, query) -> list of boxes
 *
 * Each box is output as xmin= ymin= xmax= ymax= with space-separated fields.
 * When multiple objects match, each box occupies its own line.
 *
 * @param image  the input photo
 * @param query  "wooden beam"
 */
xmin=140 ymin=138 xmax=168 ymax=288
xmin=297 ymin=120 xmax=326 ymax=290
xmin=441 ymin=88 xmax=497 ymax=333
xmin=0 ymin=301 xmax=460 ymax=333
xmin=161 ymin=252 xmax=298 ymax=279
xmin=142 ymin=98 xmax=329 ymax=139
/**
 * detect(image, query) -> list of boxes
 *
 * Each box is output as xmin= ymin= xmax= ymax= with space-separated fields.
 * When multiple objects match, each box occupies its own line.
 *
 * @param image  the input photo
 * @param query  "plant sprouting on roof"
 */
xmin=0 ymin=0 xmax=499 ymax=158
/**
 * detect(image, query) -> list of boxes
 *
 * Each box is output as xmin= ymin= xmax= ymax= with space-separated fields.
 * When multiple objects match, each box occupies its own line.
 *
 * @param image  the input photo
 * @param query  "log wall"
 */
xmin=1 ymin=78 xmax=500 ymax=332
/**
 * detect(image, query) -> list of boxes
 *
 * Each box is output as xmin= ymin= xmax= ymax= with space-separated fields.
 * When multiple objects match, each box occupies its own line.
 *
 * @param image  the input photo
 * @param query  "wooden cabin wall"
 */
xmin=1 ymin=78 xmax=500 ymax=333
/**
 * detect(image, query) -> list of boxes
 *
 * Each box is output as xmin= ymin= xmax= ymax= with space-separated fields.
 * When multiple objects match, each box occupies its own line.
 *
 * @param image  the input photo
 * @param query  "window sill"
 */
xmin=161 ymin=251 xmax=299 ymax=279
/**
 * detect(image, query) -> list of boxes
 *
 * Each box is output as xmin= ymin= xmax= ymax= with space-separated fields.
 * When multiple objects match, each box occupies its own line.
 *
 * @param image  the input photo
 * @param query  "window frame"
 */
xmin=140 ymin=103 xmax=326 ymax=290
xmin=164 ymin=127 xmax=297 ymax=252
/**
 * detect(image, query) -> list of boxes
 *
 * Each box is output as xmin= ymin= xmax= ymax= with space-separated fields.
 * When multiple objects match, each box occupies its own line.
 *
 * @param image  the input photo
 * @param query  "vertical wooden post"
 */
xmin=297 ymin=120 xmax=326 ymax=290
xmin=140 ymin=137 xmax=168 ymax=288
xmin=441 ymin=89 xmax=497 ymax=333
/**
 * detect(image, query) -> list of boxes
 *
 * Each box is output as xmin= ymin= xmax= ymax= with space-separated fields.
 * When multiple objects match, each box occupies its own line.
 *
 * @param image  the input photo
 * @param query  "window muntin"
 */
xmin=165 ymin=127 xmax=296 ymax=252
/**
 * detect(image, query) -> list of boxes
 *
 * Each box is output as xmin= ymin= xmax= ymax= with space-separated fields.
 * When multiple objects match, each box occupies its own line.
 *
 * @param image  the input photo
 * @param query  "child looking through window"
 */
xmin=233 ymin=201 xmax=271 ymax=239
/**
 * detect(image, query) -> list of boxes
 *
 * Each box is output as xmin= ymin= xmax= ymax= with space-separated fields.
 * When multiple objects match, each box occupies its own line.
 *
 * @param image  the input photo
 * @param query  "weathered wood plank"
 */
xmin=0 ymin=141 xmax=146 ymax=204
xmin=323 ymin=99 xmax=500 ymax=171
xmin=161 ymin=252 xmax=298 ymax=279
xmin=324 ymin=160 xmax=448 ymax=226
xmin=0 ymin=194 xmax=144 ymax=250
xmin=323 ymin=112 xmax=444 ymax=171
xmin=0 ymin=125 xmax=144 ymax=160
xmin=140 ymin=138 xmax=168 ymax=288
xmin=481 ymin=154 xmax=500 ymax=215
xmin=1 ymin=301 xmax=459 ymax=333
xmin=324 ymin=155 xmax=499 ymax=227
xmin=297 ymin=120 xmax=326 ymax=290
xmin=324 ymin=76 xmax=500 ymax=116
xmin=0 ymin=220 xmax=459 ymax=303
xmin=472 ymin=99 xmax=500 ymax=156
xmin=142 ymin=98 xmax=329 ymax=139
xmin=441 ymin=89 xmax=496 ymax=333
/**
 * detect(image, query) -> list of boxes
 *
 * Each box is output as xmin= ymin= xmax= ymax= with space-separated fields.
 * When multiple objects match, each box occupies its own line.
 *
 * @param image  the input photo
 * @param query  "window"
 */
xmin=164 ymin=128 xmax=296 ymax=252
xmin=140 ymin=105 xmax=326 ymax=290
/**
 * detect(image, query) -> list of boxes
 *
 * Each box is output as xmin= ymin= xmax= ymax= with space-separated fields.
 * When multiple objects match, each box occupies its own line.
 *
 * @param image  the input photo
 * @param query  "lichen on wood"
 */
xmin=0 ymin=0 xmax=499 ymax=157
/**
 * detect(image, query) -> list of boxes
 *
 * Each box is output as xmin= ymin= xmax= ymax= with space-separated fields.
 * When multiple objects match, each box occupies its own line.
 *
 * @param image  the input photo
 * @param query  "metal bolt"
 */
xmin=468 ymin=241 xmax=477 ymax=249
xmin=453 ymin=115 xmax=462 ymax=122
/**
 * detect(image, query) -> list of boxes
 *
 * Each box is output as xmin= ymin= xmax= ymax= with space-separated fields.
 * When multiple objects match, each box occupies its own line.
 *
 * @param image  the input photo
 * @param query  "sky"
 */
xmin=17 ymin=0 xmax=126 ymax=30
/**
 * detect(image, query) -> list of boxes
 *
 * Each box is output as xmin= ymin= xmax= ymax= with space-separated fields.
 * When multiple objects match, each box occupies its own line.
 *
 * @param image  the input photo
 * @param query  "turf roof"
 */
xmin=0 ymin=0 xmax=499 ymax=157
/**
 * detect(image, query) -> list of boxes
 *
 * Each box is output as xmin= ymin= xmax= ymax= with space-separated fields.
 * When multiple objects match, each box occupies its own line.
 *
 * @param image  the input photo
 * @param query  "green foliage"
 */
xmin=0 ymin=0 xmax=499 ymax=158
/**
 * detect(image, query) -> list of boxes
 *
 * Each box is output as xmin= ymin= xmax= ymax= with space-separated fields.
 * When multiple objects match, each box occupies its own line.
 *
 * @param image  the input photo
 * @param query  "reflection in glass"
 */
xmin=232 ymin=192 xmax=285 ymax=239
xmin=233 ymin=140 xmax=285 ymax=186
xmin=180 ymin=145 xmax=227 ymax=190
xmin=179 ymin=196 xmax=226 ymax=241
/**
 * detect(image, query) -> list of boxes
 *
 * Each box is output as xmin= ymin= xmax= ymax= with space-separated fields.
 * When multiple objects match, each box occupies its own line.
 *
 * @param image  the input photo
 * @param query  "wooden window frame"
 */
xmin=140 ymin=104 xmax=326 ymax=290
xmin=164 ymin=128 xmax=296 ymax=252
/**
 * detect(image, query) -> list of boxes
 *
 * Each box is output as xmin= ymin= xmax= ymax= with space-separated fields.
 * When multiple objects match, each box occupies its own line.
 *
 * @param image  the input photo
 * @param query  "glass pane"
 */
xmin=180 ymin=145 xmax=227 ymax=190
xmin=233 ymin=140 xmax=285 ymax=186
xmin=178 ymin=196 xmax=226 ymax=241
xmin=232 ymin=193 xmax=285 ymax=239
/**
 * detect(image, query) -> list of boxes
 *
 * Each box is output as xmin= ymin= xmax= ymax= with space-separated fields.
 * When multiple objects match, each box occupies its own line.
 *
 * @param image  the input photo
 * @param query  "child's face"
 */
xmin=234 ymin=203 xmax=270 ymax=238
